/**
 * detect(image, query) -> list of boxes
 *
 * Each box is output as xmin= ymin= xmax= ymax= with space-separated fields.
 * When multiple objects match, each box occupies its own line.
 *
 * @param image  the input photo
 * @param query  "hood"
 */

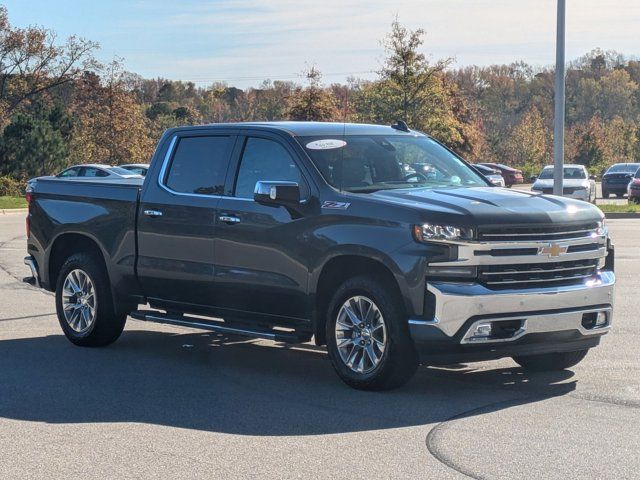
xmin=366 ymin=186 xmax=602 ymax=227
xmin=533 ymin=178 xmax=589 ymax=189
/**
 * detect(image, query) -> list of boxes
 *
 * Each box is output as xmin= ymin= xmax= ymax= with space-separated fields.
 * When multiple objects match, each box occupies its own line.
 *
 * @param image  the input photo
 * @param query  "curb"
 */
xmin=0 ymin=208 xmax=28 ymax=215
xmin=604 ymin=212 xmax=640 ymax=219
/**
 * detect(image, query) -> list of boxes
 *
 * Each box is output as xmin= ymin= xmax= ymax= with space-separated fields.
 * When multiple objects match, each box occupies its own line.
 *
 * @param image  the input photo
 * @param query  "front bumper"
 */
xmin=408 ymin=270 xmax=615 ymax=362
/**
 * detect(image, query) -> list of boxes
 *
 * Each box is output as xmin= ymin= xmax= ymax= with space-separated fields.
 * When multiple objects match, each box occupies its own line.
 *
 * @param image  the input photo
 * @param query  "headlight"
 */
xmin=595 ymin=220 xmax=607 ymax=236
xmin=413 ymin=224 xmax=474 ymax=242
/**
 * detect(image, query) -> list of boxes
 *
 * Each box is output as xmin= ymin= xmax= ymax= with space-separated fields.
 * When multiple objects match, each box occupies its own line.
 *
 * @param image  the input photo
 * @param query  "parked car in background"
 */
xmin=477 ymin=163 xmax=523 ymax=187
xmin=627 ymin=168 xmax=640 ymax=203
xmin=27 ymin=164 xmax=144 ymax=191
xmin=531 ymin=164 xmax=596 ymax=203
xmin=602 ymin=163 xmax=640 ymax=198
xmin=120 ymin=163 xmax=150 ymax=176
xmin=473 ymin=164 xmax=505 ymax=187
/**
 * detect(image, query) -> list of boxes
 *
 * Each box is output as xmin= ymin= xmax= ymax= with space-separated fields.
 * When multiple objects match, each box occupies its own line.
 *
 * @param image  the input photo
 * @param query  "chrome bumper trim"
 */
xmin=415 ymin=270 xmax=615 ymax=339
xmin=24 ymin=255 xmax=40 ymax=288
xmin=460 ymin=307 xmax=611 ymax=344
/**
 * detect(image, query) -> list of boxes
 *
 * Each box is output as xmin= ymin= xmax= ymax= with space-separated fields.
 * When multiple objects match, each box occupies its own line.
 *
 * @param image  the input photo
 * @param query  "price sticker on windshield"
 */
xmin=306 ymin=139 xmax=347 ymax=150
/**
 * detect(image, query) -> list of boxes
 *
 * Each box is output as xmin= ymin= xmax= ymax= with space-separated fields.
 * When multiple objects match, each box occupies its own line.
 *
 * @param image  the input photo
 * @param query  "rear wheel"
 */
xmin=615 ymin=193 xmax=624 ymax=198
xmin=602 ymin=190 xmax=610 ymax=198
xmin=55 ymin=252 xmax=126 ymax=347
xmin=512 ymin=349 xmax=589 ymax=372
xmin=326 ymin=276 xmax=418 ymax=390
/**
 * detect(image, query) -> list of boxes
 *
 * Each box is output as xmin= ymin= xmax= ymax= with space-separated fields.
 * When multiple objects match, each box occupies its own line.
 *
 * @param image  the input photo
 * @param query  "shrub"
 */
xmin=0 ymin=175 xmax=24 ymax=196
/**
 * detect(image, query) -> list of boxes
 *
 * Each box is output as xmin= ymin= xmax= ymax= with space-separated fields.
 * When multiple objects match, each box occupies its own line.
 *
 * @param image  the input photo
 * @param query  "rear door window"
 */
xmin=165 ymin=136 xmax=234 ymax=195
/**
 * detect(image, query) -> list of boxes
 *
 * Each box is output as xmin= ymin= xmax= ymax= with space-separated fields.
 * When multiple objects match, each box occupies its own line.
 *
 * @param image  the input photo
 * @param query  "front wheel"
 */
xmin=326 ymin=276 xmax=418 ymax=390
xmin=55 ymin=252 xmax=126 ymax=347
xmin=512 ymin=349 xmax=589 ymax=372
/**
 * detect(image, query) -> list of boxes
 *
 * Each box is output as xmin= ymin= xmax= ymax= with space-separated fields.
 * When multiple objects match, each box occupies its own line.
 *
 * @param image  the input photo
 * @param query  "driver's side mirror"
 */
xmin=254 ymin=181 xmax=300 ymax=207
xmin=530 ymin=175 xmax=538 ymax=182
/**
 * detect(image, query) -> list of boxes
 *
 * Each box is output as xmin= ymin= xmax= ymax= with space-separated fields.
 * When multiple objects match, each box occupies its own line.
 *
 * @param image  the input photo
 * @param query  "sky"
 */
xmin=4 ymin=0 xmax=640 ymax=88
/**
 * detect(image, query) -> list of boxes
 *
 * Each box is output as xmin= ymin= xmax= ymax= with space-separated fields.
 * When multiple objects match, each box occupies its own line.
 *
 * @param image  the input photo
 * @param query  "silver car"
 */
xmin=531 ymin=164 xmax=596 ymax=203
xmin=27 ymin=164 xmax=144 ymax=191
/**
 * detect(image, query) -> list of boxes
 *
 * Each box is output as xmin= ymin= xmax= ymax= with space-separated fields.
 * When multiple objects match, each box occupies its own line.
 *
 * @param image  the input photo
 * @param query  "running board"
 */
xmin=130 ymin=310 xmax=306 ymax=343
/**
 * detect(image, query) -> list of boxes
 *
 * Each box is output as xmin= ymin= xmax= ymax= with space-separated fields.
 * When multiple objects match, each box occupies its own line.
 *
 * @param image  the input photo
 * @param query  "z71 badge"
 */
xmin=322 ymin=201 xmax=351 ymax=210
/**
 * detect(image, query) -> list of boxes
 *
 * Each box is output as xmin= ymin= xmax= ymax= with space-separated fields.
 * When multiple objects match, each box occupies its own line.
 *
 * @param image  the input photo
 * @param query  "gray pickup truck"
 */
xmin=24 ymin=122 xmax=615 ymax=390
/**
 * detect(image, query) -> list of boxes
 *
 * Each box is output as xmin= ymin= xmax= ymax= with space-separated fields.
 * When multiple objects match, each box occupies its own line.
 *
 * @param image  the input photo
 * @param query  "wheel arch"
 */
xmin=312 ymin=251 xmax=410 ymax=346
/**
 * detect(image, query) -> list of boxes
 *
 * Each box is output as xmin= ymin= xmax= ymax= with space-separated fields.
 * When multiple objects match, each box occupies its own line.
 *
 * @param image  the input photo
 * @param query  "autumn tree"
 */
xmin=69 ymin=60 xmax=153 ymax=165
xmin=0 ymin=6 xmax=97 ymax=123
xmin=502 ymin=107 xmax=551 ymax=175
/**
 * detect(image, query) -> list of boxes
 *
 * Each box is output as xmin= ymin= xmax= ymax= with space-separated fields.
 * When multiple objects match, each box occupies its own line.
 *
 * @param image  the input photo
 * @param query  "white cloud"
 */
xmin=120 ymin=0 xmax=640 ymax=87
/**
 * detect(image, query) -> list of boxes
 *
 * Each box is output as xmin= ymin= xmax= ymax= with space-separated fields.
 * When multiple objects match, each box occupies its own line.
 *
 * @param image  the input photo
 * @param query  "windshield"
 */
xmin=538 ymin=167 xmax=586 ymax=180
xmin=299 ymin=135 xmax=487 ymax=192
xmin=607 ymin=163 xmax=640 ymax=174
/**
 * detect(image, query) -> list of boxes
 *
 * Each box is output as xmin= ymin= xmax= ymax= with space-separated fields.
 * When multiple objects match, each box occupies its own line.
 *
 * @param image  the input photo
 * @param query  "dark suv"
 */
xmin=602 ymin=163 xmax=640 ymax=198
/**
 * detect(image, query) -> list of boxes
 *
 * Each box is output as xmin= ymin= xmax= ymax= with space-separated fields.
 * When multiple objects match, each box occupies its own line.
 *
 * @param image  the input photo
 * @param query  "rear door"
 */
xmin=137 ymin=131 xmax=238 ymax=310
xmin=213 ymin=132 xmax=314 ymax=322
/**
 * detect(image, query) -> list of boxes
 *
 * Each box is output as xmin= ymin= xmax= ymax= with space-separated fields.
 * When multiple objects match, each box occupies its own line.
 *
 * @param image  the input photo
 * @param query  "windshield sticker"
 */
xmin=306 ymin=139 xmax=347 ymax=150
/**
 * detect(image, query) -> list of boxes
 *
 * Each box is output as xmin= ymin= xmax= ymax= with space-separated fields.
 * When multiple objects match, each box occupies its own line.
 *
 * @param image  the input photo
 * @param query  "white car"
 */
xmin=27 ymin=164 xmax=144 ymax=190
xmin=120 ymin=163 xmax=150 ymax=176
xmin=531 ymin=164 xmax=596 ymax=203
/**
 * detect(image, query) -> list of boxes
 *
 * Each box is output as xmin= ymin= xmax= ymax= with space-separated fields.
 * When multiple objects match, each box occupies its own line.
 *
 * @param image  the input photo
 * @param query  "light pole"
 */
xmin=553 ymin=0 xmax=566 ymax=196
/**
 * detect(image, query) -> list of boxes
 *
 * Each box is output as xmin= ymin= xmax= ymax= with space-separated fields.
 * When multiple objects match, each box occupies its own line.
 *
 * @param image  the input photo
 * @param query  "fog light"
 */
xmin=595 ymin=311 xmax=608 ymax=328
xmin=473 ymin=323 xmax=492 ymax=337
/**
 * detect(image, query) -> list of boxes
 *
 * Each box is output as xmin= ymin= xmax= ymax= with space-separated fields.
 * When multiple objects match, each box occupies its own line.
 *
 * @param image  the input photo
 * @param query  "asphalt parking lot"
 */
xmin=0 ymin=213 xmax=638 ymax=479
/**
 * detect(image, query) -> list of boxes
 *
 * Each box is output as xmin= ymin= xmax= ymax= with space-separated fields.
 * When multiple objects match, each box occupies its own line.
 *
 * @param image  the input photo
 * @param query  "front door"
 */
xmin=214 ymin=134 xmax=313 ymax=322
xmin=137 ymin=132 xmax=236 ymax=310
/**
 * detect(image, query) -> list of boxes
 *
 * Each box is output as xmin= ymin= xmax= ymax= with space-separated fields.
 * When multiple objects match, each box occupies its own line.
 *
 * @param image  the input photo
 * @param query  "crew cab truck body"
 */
xmin=24 ymin=122 xmax=615 ymax=390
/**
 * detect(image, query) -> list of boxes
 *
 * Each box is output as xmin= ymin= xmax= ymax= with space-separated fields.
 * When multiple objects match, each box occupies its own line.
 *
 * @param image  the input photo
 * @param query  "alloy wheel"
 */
xmin=334 ymin=295 xmax=387 ymax=374
xmin=62 ymin=269 xmax=97 ymax=333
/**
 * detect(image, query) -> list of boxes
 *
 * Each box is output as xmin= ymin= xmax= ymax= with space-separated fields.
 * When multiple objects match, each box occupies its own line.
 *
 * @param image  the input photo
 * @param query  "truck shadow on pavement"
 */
xmin=0 ymin=327 xmax=577 ymax=436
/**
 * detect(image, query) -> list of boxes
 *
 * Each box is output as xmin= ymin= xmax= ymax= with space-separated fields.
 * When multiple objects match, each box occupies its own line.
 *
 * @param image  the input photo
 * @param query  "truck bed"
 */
xmin=28 ymin=177 xmax=142 ymax=297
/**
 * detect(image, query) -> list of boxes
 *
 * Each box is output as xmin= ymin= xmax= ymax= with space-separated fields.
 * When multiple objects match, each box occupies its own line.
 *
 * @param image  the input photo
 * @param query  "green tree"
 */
xmin=288 ymin=67 xmax=338 ymax=121
xmin=0 ymin=104 xmax=72 ymax=177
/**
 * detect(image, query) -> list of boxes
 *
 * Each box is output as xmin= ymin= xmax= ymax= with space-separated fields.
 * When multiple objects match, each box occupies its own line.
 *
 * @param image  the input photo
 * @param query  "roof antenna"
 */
xmin=391 ymin=120 xmax=410 ymax=132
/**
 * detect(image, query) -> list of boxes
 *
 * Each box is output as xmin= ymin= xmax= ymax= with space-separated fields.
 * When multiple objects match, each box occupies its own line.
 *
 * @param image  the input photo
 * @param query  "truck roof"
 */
xmin=170 ymin=121 xmax=423 ymax=137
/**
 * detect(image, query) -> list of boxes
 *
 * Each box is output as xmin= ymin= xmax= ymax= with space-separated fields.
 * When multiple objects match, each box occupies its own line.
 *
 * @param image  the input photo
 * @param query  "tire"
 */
xmin=512 ymin=349 xmax=589 ymax=372
xmin=602 ymin=191 xmax=609 ymax=199
xmin=55 ymin=252 xmax=126 ymax=347
xmin=615 ymin=193 xmax=624 ymax=198
xmin=325 ymin=275 xmax=418 ymax=390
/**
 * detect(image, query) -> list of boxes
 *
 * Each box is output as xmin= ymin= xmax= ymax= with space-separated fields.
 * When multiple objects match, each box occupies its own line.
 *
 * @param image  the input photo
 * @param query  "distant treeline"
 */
xmin=0 ymin=5 xmax=639 ymax=184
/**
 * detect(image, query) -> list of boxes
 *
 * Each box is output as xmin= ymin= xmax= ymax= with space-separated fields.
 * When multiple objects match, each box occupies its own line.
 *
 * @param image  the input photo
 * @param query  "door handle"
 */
xmin=219 ymin=214 xmax=241 ymax=224
xmin=143 ymin=209 xmax=163 ymax=217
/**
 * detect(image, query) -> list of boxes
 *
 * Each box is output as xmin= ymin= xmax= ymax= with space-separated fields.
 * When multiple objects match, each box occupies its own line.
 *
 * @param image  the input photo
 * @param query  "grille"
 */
xmin=478 ymin=259 xmax=598 ymax=290
xmin=540 ymin=187 xmax=585 ymax=195
xmin=478 ymin=223 xmax=599 ymax=242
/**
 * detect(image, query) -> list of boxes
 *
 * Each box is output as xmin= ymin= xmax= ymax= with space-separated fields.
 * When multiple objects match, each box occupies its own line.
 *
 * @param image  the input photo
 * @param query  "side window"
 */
xmin=58 ymin=167 xmax=79 ymax=177
xmin=235 ymin=137 xmax=308 ymax=199
xmin=165 ymin=136 xmax=233 ymax=195
xmin=83 ymin=167 xmax=108 ymax=177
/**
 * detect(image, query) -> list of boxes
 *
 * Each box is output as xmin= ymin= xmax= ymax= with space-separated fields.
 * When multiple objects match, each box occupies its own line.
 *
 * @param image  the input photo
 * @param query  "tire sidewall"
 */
xmin=325 ymin=276 xmax=414 ymax=388
xmin=55 ymin=258 xmax=100 ymax=341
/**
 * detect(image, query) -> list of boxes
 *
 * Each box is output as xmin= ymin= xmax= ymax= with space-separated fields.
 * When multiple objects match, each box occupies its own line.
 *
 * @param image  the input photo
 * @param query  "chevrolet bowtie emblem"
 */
xmin=538 ymin=243 xmax=568 ymax=257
